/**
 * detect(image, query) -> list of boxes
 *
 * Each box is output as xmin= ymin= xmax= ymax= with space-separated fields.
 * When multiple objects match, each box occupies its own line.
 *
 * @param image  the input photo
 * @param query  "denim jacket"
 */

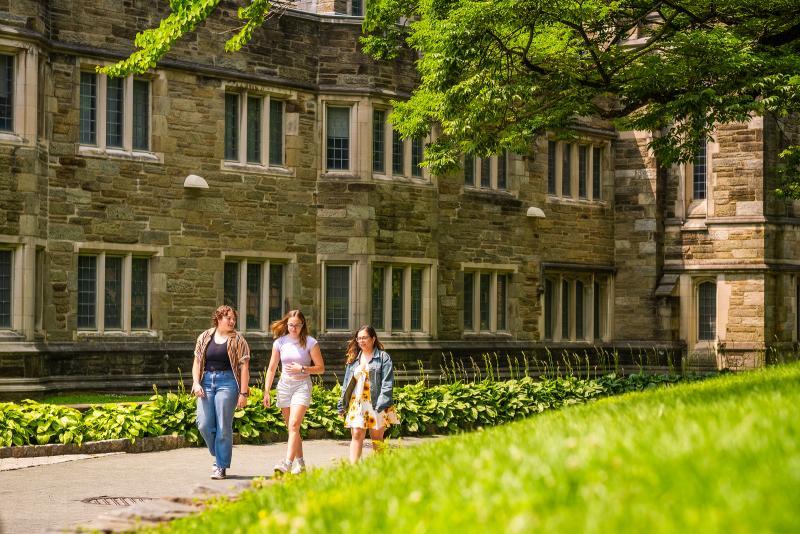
xmin=337 ymin=348 xmax=395 ymax=413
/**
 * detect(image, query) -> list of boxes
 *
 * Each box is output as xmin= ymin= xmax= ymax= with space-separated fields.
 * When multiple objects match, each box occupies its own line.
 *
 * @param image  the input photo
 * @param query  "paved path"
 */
xmin=0 ymin=438 xmax=432 ymax=533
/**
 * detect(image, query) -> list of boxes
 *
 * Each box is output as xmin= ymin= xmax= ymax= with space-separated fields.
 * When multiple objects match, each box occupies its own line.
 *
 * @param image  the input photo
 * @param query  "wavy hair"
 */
xmin=212 ymin=305 xmax=238 ymax=327
xmin=345 ymin=325 xmax=384 ymax=364
xmin=270 ymin=309 xmax=309 ymax=349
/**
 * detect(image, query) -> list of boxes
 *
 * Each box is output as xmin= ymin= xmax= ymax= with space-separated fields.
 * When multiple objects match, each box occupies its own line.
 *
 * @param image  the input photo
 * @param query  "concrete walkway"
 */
xmin=0 ymin=438 xmax=433 ymax=533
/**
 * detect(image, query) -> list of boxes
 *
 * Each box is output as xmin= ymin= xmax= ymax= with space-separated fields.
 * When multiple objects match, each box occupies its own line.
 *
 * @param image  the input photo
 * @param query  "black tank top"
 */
xmin=204 ymin=336 xmax=232 ymax=372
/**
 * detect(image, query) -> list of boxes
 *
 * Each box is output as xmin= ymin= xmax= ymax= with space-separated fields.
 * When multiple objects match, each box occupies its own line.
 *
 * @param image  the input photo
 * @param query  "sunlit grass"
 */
xmin=38 ymin=392 xmax=152 ymax=405
xmin=148 ymin=362 xmax=800 ymax=533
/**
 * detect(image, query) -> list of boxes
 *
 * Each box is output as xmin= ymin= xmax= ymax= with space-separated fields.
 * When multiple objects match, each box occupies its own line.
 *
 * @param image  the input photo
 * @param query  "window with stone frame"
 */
xmin=692 ymin=141 xmax=708 ymax=200
xmin=463 ymin=152 xmax=509 ymax=191
xmin=349 ymin=0 xmax=363 ymax=16
xmin=223 ymin=92 xmax=284 ymax=167
xmin=546 ymin=139 xmax=605 ymax=201
xmin=223 ymin=258 xmax=287 ymax=332
xmin=697 ymin=280 xmax=716 ymax=341
xmin=372 ymin=107 xmax=429 ymax=180
xmin=0 ymin=242 xmax=44 ymax=335
xmin=463 ymin=270 xmax=510 ymax=333
xmin=326 ymin=105 xmax=352 ymax=171
xmin=0 ymin=248 xmax=12 ymax=328
xmin=79 ymin=71 xmax=151 ymax=153
xmin=371 ymin=263 xmax=431 ymax=334
xmin=682 ymin=136 xmax=713 ymax=219
xmin=0 ymin=43 xmax=37 ymax=144
xmin=0 ymin=53 xmax=12 ymax=133
xmin=77 ymin=252 xmax=151 ymax=333
xmin=542 ymin=271 xmax=610 ymax=342
xmin=323 ymin=263 xmax=352 ymax=331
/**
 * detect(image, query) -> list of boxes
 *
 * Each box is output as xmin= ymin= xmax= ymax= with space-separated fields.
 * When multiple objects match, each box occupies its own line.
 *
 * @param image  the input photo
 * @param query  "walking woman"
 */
xmin=263 ymin=310 xmax=325 ymax=475
xmin=191 ymin=305 xmax=251 ymax=480
xmin=338 ymin=325 xmax=399 ymax=463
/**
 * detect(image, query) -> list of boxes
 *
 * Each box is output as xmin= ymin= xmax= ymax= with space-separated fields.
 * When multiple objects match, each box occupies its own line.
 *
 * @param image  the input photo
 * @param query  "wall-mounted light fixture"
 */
xmin=526 ymin=206 xmax=545 ymax=218
xmin=183 ymin=174 xmax=209 ymax=189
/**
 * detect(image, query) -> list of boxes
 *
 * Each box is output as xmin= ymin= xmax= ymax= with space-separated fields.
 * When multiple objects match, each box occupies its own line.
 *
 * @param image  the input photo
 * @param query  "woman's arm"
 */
xmin=337 ymin=363 xmax=352 ymax=414
xmin=375 ymin=354 xmax=395 ymax=413
xmin=237 ymin=359 xmax=250 ymax=409
xmin=306 ymin=344 xmax=325 ymax=375
xmin=262 ymin=345 xmax=281 ymax=407
xmin=191 ymin=355 xmax=205 ymax=398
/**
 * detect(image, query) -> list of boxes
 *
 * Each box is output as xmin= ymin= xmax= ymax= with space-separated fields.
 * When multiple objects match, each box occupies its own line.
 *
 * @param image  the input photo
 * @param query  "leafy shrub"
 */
xmin=82 ymin=402 xmax=162 ymax=442
xmin=0 ymin=373 xmax=700 ymax=447
xmin=0 ymin=401 xmax=83 ymax=446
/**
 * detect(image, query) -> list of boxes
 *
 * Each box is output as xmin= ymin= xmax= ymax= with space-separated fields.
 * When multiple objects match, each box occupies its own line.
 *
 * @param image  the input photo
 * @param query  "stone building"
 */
xmin=0 ymin=0 xmax=797 ymax=397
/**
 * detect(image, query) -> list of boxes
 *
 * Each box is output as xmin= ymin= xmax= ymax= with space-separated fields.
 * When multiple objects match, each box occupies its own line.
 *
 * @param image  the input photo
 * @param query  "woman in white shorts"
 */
xmin=263 ymin=309 xmax=325 ymax=475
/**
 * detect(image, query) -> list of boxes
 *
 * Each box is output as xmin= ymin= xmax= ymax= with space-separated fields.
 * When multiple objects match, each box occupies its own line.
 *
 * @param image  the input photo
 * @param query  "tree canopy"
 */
xmin=106 ymin=0 xmax=800 ymax=195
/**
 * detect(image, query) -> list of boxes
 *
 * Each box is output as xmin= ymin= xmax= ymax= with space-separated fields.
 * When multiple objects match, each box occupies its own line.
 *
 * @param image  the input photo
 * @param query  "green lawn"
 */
xmin=38 ymin=392 xmax=152 ymax=405
xmin=152 ymin=363 xmax=800 ymax=533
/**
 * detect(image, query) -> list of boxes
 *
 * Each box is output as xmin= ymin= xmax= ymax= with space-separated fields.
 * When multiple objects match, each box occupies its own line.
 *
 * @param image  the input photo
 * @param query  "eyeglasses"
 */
xmin=287 ymin=323 xmax=303 ymax=328
xmin=356 ymin=336 xmax=372 ymax=341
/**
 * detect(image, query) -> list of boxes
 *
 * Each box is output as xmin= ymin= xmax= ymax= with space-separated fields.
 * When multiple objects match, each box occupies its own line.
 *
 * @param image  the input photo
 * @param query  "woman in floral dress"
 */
xmin=337 ymin=325 xmax=399 ymax=463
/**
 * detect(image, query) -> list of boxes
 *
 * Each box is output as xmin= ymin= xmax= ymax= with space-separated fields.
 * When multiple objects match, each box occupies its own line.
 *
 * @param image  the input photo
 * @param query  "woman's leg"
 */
xmin=196 ymin=374 xmax=217 ymax=460
xmin=286 ymin=404 xmax=308 ymax=460
xmin=369 ymin=427 xmax=387 ymax=454
xmin=350 ymin=427 xmax=367 ymax=463
xmin=213 ymin=372 xmax=239 ymax=469
xmin=280 ymin=407 xmax=292 ymax=460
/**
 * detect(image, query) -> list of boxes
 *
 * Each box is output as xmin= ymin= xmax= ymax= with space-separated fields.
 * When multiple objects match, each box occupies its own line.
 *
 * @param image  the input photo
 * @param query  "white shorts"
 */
xmin=276 ymin=377 xmax=312 ymax=408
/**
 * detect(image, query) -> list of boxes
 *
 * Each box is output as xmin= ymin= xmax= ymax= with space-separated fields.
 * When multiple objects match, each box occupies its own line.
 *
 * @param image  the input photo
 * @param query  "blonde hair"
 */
xmin=270 ymin=309 xmax=309 ymax=349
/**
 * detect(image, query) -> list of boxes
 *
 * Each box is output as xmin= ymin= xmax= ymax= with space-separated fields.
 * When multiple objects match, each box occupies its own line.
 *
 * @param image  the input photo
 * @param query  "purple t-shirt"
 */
xmin=274 ymin=335 xmax=317 ymax=381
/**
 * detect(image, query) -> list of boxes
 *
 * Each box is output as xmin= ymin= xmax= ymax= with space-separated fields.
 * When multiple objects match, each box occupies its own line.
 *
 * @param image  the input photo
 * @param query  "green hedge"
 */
xmin=0 ymin=373 xmax=695 ymax=447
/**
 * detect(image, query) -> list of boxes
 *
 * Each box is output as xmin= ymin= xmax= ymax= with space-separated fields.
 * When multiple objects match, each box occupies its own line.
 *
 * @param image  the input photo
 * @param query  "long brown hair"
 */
xmin=270 ymin=309 xmax=309 ymax=348
xmin=345 ymin=325 xmax=384 ymax=364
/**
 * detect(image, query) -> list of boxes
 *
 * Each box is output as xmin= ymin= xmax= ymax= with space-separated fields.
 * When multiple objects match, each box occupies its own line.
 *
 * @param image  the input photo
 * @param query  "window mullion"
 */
xmin=589 ymin=274 xmax=596 ymax=342
xmin=473 ymin=274 xmax=480 ymax=333
xmin=384 ymin=114 xmax=391 ymax=176
xmin=238 ymin=260 xmax=247 ymax=332
xmin=492 ymin=156 xmax=498 ymax=190
xmin=260 ymin=262 xmax=268 ymax=331
xmin=123 ymin=76 xmax=133 ymax=152
xmin=554 ymin=275 xmax=562 ymax=341
xmin=489 ymin=272 xmax=497 ymax=332
xmin=403 ymin=266 xmax=411 ymax=332
xmin=97 ymin=75 xmax=108 ymax=150
xmin=262 ymin=96 xmax=270 ymax=166
xmin=555 ymin=143 xmax=563 ymax=196
xmin=383 ymin=266 xmax=391 ymax=333
xmin=238 ymin=93 xmax=248 ymax=164
xmin=96 ymin=253 xmax=106 ymax=333
xmin=122 ymin=254 xmax=132 ymax=333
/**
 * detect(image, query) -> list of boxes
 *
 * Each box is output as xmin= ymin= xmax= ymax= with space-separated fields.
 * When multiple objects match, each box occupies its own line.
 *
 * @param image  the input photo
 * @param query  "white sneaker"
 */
xmin=290 ymin=457 xmax=306 ymax=475
xmin=211 ymin=466 xmax=226 ymax=479
xmin=273 ymin=459 xmax=292 ymax=475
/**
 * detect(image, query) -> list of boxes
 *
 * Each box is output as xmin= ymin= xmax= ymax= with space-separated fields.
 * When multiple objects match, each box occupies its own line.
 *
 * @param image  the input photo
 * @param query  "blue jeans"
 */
xmin=196 ymin=370 xmax=239 ymax=469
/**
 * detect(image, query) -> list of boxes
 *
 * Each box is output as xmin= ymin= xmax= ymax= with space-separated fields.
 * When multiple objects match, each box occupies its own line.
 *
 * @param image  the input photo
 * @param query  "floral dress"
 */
xmin=345 ymin=361 xmax=400 ymax=430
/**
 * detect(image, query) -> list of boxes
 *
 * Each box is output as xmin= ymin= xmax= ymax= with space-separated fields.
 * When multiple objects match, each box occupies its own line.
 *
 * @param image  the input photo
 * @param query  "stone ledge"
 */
xmin=0 ymin=435 xmax=191 ymax=459
xmin=0 ymin=429 xmax=334 ymax=459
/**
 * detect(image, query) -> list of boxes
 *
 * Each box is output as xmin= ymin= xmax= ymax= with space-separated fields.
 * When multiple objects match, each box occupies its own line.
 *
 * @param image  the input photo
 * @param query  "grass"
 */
xmin=38 ymin=392 xmax=153 ymax=405
xmin=150 ymin=362 xmax=800 ymax=533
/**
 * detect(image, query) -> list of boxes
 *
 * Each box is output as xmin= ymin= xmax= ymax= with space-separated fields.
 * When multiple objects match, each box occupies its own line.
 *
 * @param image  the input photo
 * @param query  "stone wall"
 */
xmin=612 ymin=131 xmax=665 ymax=341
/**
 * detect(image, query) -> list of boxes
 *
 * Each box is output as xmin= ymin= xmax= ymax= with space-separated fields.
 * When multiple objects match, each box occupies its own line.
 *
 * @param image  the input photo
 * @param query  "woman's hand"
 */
xmin=285 ymin=362 xmax=304 ymax=374
xmin=236 ymin=393 xmax=247 ymax=409
xmin=191 ymin=382 xmax=205 ymax=398
xmin=262 ymin=390 xmax=271 ymax=408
